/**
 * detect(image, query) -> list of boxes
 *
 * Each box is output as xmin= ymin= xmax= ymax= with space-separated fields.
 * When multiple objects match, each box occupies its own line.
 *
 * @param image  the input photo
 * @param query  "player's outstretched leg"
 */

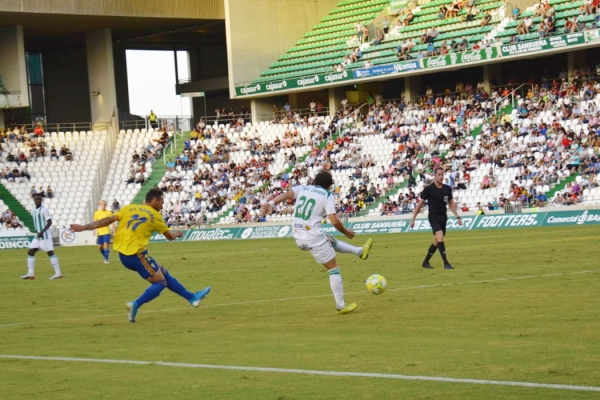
xmin=329 ymin=235 xmax=372 ymax=260
xmin=190 ymin=287 xmax=211 ymax=308
xmin=127 ymin=281 xmax=167 ymax=322
xmin=162 ymin=267 xmax=211 ymax=307
xmin=360 ymin=238 xmax=373 ymax=260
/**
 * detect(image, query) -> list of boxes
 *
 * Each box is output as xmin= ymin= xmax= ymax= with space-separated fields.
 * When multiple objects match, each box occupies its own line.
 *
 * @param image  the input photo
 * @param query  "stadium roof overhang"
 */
xmin=0 ymin=12 xmax=226 ymax=52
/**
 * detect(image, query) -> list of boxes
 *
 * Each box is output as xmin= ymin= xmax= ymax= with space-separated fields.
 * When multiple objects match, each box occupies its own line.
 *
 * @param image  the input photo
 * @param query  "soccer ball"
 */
xmin=365 ymin=274 xmax=387 ymax=295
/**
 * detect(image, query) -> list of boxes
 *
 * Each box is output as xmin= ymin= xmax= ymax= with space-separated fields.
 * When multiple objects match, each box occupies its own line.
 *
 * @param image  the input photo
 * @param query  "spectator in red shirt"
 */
xmin=18 ymin=152 xmax=28 ymax=165
xmin=33 ymin=125 xmax=44 ymax=137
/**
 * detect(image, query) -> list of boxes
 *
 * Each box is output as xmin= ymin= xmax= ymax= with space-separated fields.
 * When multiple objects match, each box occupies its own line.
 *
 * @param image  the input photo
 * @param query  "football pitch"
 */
xmin=1 ymin=225 xmax=599 ymax=399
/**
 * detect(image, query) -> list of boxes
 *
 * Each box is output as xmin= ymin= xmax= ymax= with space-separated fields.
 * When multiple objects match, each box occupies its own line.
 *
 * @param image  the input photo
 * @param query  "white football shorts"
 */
xmin=295 ymin=237 xmax=336 ymax=264
xmin=29 ymin=237 xmax=54 ymax=252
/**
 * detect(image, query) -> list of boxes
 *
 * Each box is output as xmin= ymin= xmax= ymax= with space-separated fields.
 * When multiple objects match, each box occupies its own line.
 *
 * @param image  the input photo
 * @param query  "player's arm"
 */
xmin=448 ymin=198 xmax=463 ymax=226
xmin=328 ymin=213 xmax=355 ymax=239
xmin=270 ymin=190 xmax=295 ymax=206
xmin=92 ymin=212 xmax=99 ymax=236
xmin=70 ymin=215 xmax=119 ymax=232
xmin=163 ymin=230 xmax=184 ymax=240
xmin=261 ymin=189 xmax=295 ymax=214
xmin=410 ymin=198 xmax=426 ymax=228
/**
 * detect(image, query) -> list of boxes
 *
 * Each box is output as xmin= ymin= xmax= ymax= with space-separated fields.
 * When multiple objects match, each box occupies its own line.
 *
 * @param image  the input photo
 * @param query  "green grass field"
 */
xmin=1 ymin=226 xmax=599 ymax=399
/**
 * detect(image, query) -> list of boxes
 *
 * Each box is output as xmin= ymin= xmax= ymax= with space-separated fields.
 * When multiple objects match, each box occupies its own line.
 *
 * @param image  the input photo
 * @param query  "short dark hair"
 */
xmin=434 ymin=167 xmax=445 ymax=174
xmin=313 ymin=170 xmax=334 ymax=190
xmin=145 ymin=188 xmax=163 ymax=203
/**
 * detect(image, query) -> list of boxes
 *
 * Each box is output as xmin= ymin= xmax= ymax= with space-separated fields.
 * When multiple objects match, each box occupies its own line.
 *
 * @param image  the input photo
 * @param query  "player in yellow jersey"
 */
xmin=70 ymin=189 xmax=211 ymax=322
xmin=94 ymin=200 xmax=114 ymax=264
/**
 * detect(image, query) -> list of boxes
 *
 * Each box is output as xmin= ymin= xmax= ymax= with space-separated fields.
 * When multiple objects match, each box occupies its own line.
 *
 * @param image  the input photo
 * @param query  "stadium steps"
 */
xmin=470 ymin=124 xmax=484 ymax=138
xmin=470 ymin=102 xmax=513 ymax=139
xmin=131 ymin=131 xmax=191 ymax=205
xmin=545 ymin=173 xmax=578 ymax=201
xmin=0 ymin=182 xmax=34 ymax=231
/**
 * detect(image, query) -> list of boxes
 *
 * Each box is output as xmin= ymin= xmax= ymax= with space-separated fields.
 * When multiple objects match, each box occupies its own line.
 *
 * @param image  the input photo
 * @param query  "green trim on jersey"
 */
xmin=311 ymin=186 xmax=331 ymax=197
xmin=32 ymin=206 xmax=51 ymax=240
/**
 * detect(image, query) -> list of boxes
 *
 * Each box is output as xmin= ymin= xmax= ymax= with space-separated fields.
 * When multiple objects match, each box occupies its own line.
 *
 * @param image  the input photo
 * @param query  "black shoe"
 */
xmin=422 ymin=261 xmax=434 ymax=269
xmin=444 ymin=264 xmax=454 ymax=269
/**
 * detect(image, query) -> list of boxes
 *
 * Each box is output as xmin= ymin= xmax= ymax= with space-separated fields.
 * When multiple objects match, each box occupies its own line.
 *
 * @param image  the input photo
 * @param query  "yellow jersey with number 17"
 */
xmin=113 ymin=204 xmax=170 ymax=256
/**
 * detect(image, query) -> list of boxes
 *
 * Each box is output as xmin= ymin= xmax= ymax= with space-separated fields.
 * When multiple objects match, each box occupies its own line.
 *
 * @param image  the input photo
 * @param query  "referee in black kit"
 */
xmin=410 ymin=167 xmax=463 ymax=269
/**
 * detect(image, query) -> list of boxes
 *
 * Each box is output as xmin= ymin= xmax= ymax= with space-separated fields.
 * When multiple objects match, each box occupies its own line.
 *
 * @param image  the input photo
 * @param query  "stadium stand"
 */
xmin=255 ymin=0 xmax=390 ymax=82
xmin=157 ymin=121 xmax=318 ymax=226
xmin=4 ymin=70 xmax=598 ymax=230
xmin=245 ymin=0 xmax=600 ymax=89
xmin=1 ymin=130 xmax=112 ymax=228
xmin=357 ymin=0 xmax=504 ymax=67
xmin=100 ymin=128 xmax=175 ymax=210
xmin=494 ymin=0 xmax=598 ymax=45
xmin=157 ymin=74 xmax=600 ymax=225
xmin=4 ymin=0 xmax=600 ymax=229
xmin=253 ymin=0 xmax=507 ymax=83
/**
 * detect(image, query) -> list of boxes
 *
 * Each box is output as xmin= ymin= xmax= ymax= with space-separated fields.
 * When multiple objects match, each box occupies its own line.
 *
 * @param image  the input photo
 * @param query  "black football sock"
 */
xmin=437 ymin=242 xmax=450 ymax=264
xmin=424 ymin=244 xmax=437 ymax=262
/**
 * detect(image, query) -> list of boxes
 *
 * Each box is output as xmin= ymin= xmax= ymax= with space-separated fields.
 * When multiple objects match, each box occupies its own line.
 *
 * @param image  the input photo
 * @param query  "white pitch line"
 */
xmin=0 ymin=355 xmax=599 ymax=392
xmin=1 ymin=269 xmax=599 ymax=329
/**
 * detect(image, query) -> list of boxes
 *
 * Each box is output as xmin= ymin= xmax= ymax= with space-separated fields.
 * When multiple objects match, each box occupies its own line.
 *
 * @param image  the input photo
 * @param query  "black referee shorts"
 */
xmin=429 ymin=216 xmax=448 ymax=235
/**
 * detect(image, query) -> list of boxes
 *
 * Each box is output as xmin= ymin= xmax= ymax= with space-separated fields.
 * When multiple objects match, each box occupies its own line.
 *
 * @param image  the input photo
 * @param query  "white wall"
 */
xmin=0 ymin=25 xmax=29 ymax=107
xmin=86 ymin=29 xmax=117 ymax=124
xmin=225 ymin=0 xmax=339 ymax=97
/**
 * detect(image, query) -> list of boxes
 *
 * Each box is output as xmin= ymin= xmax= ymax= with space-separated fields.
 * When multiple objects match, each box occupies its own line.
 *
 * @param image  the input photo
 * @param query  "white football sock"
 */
xmin=332 ymin=238 xmax=362 ymax=257
xmin=27 ymin=256 xmax=35 ymax=276
xmin=328 ymin=267 xmax=345 ymax=309
xmin=50 ymin=255 xmax=62 ymax=275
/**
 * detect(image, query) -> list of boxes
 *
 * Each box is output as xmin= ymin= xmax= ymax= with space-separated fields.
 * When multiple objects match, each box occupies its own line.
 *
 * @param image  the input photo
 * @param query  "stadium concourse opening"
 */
xmin=0 ymin=1 xmax=229 ymax=128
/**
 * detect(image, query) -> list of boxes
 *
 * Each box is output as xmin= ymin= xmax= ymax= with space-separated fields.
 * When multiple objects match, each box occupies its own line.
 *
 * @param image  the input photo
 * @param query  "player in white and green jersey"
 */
xmin=20 ymin=194 xmax=62 ymax=280
xmin=262 ymin=170 xmax=372 ymax=315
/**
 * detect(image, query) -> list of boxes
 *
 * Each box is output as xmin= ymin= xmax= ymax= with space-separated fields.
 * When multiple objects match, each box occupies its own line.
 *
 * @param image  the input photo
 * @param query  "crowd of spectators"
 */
xmin=158 ymin=74 xmax=600 ymax=226
xmin=3 ymin=72 xmax=598 ymax=229
xmin=1 ymin=208 xmax=23 ymax=230
xmin=337 ymin=0 xmax=497 ymax=69
xmin=121 ymin=129 xmax=174 ymax=189
xmin=1 ymin=125 xmax=75 ymax=164
xmin=212 ymin=105 xmax=251 ymax=125
xmin=335 ymin=0 xmax=600 ymax=72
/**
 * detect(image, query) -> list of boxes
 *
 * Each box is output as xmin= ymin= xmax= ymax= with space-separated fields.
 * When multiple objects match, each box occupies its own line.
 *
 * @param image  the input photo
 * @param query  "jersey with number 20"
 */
xmin=113 ymin=204 xmax=169 ymax=256
xmin=291 ymin=185 xmax=336 ymax=243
